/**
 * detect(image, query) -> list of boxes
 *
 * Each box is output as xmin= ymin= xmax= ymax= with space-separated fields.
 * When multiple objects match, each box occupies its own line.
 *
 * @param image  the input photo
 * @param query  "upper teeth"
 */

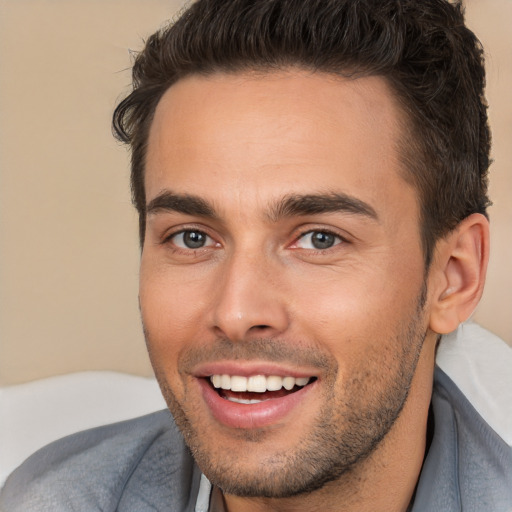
xmin=210 ymin=375 xmax=310 ymax=393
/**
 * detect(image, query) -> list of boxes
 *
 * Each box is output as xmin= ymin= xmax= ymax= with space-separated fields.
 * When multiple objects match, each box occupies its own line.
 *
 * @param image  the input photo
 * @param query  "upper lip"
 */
xmin=192 ymin=361 xmax=318 ymax=379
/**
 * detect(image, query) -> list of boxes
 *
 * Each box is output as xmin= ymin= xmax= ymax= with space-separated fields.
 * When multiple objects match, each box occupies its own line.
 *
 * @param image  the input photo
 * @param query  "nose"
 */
xmin=211 ymin=251 xmax=289 ymax=342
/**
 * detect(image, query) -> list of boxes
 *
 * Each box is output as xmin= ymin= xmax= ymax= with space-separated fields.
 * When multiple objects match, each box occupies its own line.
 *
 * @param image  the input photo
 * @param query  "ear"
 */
xmin=428 ymin=213 xmax=490 ymax=334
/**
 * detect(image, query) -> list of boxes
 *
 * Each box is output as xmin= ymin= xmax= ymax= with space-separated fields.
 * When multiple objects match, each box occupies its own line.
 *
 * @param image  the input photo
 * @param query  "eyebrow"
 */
xmin=146 ymin=190 xmax=378 ymax=222
xmin=146 ymin=191 xmax=216 ymax=218
xmin=267 ymin=193 xmax=378 ymax=222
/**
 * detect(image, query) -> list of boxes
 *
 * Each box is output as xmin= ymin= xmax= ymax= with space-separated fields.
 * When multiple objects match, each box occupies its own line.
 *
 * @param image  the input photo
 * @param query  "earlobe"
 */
xmin=429 ymin=213 xmax=490 ymax=334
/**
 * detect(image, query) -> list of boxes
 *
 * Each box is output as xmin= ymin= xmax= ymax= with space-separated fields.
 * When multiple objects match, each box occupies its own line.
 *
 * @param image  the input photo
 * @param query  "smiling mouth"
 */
xmin=208 ymin=374 xmax=315 ymax=404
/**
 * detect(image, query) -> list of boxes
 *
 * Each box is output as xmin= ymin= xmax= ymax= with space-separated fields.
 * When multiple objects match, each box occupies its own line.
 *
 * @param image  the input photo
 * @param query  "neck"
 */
xmin=222 ymin=336 xmax=437 ymax=512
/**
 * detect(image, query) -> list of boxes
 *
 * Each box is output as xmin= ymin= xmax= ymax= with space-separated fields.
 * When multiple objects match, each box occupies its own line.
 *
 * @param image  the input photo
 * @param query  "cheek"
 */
xmin=140 ymin=259 xmax=208 ymax=335
xmin=139 ymin=264 xmax=209 ymax=393
xmin=286 ymin=263 xmax=424 ymax=357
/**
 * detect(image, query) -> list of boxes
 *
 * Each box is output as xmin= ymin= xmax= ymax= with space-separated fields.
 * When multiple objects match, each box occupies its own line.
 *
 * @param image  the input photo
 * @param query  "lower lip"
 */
xmin=198 ymin=379 xmax=316 ymax=429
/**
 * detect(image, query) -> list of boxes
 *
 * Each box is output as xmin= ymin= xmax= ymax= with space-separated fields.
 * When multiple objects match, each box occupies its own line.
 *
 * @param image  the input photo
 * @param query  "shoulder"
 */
xmin=417 ymin=367 xmax=512 ymax=511
xmin=436 ymin=321 xmax=512 ymax=445
xmin=0 ymin=409 xmax=198 ymax=512
xmin=414 ymin=323 xmax=512 ymax=511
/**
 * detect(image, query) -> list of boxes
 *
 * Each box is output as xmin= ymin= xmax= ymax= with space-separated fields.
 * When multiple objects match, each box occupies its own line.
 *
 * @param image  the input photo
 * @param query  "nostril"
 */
xmin=252 ymin=325 xmax=271 ymax=330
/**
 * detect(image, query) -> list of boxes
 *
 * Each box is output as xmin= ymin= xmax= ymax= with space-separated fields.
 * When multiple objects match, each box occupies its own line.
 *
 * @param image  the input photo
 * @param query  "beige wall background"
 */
xmin=1 ymin=0 xmax=511 ymax=386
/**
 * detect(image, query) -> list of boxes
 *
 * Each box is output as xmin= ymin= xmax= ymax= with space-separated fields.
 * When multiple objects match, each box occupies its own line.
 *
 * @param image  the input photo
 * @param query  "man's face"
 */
xmin=140 ymin=71 xmax=432 ymax=497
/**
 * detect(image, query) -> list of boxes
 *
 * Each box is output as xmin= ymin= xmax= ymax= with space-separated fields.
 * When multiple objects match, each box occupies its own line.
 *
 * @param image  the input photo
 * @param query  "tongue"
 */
xmin=220 ymin=388 xmax=293 ymax=401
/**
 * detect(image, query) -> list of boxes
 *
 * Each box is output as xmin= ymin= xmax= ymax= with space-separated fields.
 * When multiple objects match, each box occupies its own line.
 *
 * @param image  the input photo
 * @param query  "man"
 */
xmin=1 ymin=0 xmax=511 ymax=510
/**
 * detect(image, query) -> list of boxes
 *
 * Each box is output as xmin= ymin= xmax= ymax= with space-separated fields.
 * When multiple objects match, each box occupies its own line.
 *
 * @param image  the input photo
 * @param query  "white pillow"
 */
xmin=0 ymin=371 xmax=166 ymax=487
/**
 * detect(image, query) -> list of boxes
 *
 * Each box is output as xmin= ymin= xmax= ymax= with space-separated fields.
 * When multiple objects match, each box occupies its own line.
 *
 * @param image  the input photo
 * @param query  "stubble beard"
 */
xmin=147 ymin=289 xmax=428 ymax=499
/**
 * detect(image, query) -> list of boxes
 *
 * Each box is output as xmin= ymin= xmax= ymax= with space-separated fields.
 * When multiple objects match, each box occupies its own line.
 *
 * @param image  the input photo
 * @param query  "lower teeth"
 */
xmin=226 ymin=396 xmax=266 ymax=404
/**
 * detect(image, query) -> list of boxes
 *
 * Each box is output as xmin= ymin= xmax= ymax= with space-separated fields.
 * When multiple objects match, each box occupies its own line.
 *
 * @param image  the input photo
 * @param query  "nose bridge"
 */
xmin=212 ymin=244 xmax=289 ymax=341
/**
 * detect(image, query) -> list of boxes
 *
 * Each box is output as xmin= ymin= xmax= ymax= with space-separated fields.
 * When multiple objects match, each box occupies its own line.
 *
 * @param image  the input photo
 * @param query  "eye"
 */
xmin=170 ymin=230 xmax=216 ymax=249
xmin=295 ymin=230 xmax=343 ymax=250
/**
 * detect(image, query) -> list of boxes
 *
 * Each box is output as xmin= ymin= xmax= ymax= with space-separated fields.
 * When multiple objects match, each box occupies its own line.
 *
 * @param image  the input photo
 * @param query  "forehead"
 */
xmin=145 ymin=70 xmax=416 ymax=222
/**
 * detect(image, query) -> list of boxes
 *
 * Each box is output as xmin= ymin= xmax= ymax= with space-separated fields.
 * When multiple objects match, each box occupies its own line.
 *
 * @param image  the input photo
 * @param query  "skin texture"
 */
xmin=139 ymin=71 xmax=488 ymax=511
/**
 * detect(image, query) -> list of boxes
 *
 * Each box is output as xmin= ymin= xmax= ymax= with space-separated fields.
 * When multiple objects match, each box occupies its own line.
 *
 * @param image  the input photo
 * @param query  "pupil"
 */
xmin=184 ymin=231 xmax=205 ymax=249
xmin=312 ymin=232 xmax=334 ymax=249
